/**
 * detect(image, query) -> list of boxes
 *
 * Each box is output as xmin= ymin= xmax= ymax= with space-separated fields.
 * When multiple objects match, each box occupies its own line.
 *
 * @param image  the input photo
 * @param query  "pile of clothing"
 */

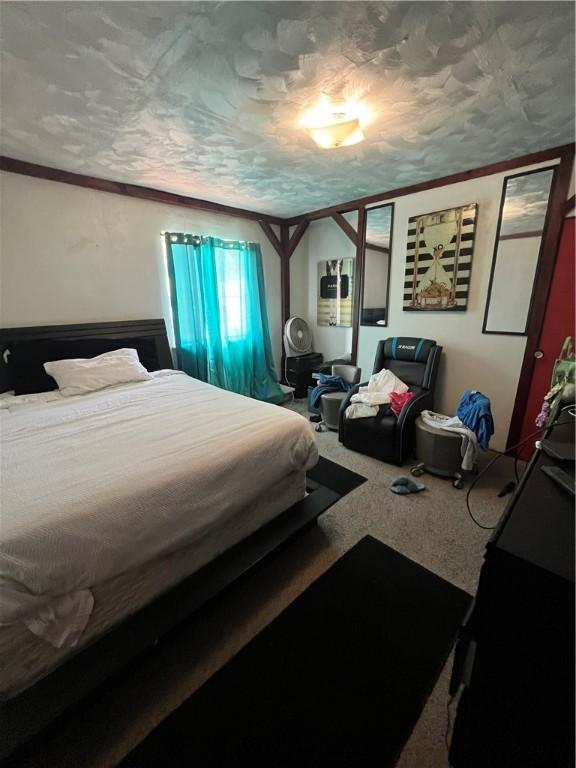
xmin=421 ymin=390 xmax=494 ymax=471
xmin=345 ymin=369 xmax=415 ymax=419
xmin=457 ymin=391 xmax=494 ymax=450
xmin=309 ymin=373 xmax=354 ymax=409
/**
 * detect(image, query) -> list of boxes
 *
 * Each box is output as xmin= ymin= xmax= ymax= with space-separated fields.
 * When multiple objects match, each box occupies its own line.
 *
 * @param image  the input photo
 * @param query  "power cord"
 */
xmin=465 ymin=412 xmax=574 ymax=530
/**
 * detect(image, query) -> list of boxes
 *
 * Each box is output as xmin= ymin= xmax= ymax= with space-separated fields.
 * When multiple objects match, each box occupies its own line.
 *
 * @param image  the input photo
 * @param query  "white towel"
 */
xmin=345 ymin=402 xmax=380 ymax=419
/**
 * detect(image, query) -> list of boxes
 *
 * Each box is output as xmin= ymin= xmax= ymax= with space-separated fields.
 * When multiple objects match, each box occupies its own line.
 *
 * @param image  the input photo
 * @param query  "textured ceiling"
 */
xmin=1 ymin=1 xmax=574 ymax=217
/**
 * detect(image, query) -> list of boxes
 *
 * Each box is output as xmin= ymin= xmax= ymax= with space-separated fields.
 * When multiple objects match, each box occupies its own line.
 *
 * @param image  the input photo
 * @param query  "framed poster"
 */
xmin=317 ymin=258 xmax=354 ymax=326
xmin=403 ymin=203 xmax=477 ymax=311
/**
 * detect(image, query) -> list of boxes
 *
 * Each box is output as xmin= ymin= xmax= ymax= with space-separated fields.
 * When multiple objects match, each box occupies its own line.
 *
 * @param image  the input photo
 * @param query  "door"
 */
xmin=517 ymin=216 xmax=575 ymax=460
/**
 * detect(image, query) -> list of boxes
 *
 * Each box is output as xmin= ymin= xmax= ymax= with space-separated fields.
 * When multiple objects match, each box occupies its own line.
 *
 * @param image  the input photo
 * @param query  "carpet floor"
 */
xmin=10 ymin=401 xmax=517 ymax=768
xmin=120 ymin=537 xmax=471 ymax=767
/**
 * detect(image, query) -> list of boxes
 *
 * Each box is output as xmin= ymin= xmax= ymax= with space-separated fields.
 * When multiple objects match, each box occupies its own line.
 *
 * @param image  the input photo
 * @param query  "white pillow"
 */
xmin=44 ymin=348 xmax=152 ymax=397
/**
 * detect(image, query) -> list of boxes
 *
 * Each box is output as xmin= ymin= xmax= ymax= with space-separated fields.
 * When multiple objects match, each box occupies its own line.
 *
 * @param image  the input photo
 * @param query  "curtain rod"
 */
xmin=160 ymin=232 xmax=260 ymax=246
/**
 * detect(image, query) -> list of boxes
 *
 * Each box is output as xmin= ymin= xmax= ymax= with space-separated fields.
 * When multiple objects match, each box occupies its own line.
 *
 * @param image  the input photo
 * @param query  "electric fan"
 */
xmin=284 ymin=317 xmax=313 ymax=357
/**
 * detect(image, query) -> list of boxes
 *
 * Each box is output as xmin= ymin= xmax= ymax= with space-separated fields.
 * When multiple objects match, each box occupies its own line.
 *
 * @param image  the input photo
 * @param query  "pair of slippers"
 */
xmin=390 ymin=476 xmax=426 ymax=495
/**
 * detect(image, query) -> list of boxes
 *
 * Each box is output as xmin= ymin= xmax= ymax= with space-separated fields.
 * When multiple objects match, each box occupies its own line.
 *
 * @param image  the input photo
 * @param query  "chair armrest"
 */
xmin=395 ymin=389 xmax=433 ymax=463
xmin=397 ymin=389 xmax=433 ymax=429
xmin=337 ymin=381 xmax=366 ymax=434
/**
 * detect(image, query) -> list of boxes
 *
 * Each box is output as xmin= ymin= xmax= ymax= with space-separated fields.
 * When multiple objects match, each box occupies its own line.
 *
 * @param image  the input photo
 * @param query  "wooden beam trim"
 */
xmin=506 ymin=149 xmax=575 ymax=451
xmin=284 ymin=144 xmax=574 ymax=225
xmin=565 ymin=193 xmax=575 ymax=216
xmin=258 ymin=221 xmax=283 ymax=258
xmin=365 ymin=242 xmax=390 ymax=254
xmin=4 ymin=148 xmax=571 ymax=232
xmin=350 ymin=207 xmax=367 ymax=366
xmin=499 ymin=230 xmax=543 ymax=241
xmin=279 ymin=224 xmax=291 ymax=378
xmin=331 ymin=212 xmax=357 ymax=245
xmin=287 ymin=219 xmax=309 ymax=258
xmin=0 ymin=156 xmax=285 ymax=225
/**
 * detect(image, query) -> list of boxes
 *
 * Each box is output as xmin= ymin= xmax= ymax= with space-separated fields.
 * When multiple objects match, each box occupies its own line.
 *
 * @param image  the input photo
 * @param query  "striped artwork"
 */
xmin=403 ymin=203 xmax=477 ymax=311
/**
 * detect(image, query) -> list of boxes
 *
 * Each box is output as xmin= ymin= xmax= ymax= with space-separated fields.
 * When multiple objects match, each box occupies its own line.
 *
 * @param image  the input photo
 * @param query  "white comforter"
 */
xmin=0 ymin=371 xmax=317 ymax=646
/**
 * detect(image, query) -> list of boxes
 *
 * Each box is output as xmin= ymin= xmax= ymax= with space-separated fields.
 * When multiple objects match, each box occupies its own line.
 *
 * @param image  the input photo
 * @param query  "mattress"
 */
xmin=0 ymin=470 xmax=304 ymax=700
xmin=1 ymin=370 xmax=317 ymax=649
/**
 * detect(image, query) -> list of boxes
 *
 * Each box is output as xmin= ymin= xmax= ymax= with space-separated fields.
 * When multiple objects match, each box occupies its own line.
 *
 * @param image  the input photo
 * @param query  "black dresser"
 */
xmin=449 ymin=417 xmax=575 ymax=767
xmin=285 ymin=353 xmax=323 ymax=398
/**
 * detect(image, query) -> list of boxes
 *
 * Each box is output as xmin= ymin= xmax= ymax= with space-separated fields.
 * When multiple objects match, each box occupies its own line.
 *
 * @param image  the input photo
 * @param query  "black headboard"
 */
xmin=0 ymin=319 xmax=174 ymax=393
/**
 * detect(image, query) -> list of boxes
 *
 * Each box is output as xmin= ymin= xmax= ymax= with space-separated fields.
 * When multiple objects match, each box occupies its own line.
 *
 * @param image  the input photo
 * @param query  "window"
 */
xmin=215 ymin=249 xmax=246 ymax=341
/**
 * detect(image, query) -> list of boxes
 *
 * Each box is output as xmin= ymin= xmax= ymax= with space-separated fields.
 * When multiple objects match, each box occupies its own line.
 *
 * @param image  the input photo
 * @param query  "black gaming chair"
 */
xmin=338 ymin=337 xmax=442 ymax=465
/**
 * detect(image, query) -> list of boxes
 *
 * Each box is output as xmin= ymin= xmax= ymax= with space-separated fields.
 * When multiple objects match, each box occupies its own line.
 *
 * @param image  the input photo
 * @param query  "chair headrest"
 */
xmin=382 ymin=337 xmax=436 ymax=364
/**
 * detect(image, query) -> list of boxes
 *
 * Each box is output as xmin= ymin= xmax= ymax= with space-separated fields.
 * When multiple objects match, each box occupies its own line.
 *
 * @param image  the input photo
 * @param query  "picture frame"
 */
xmin=403 ymin=203 xmax=478 ymax=312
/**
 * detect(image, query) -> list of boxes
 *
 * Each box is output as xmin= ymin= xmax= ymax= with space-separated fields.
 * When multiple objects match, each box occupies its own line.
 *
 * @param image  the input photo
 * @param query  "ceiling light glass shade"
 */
xmin=305 ymin=117 xmax=364 ymax=149
xmin=301 ymin=98 xmax=367 ymax=149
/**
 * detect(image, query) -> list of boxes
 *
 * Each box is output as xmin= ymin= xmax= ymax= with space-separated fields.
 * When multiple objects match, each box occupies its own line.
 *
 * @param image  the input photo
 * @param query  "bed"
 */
xmin=0 ymin=319 xmax=325 ymax=758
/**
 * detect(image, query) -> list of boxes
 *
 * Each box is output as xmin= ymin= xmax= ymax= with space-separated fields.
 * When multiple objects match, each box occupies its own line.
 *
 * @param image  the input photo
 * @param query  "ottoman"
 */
xmin=320 ymin=391 xmax=347 ymax=431
xmin=412 ymin=415 xmax=466 ymax=488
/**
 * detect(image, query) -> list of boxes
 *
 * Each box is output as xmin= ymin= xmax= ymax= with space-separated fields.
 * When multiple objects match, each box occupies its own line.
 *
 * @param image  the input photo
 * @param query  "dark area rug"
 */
xmin=307 ymin=455 xmax=366 ymax=496
xmin=121 ymin=535 xmax=471 ymax=768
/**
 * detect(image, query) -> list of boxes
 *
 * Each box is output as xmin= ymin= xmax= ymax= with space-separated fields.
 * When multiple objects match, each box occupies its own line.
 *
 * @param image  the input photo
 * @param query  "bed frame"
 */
xmin=0 ymin=319 xmax=336 ymax=759
xmin=0 ymin=318 xmax=174 ymax=392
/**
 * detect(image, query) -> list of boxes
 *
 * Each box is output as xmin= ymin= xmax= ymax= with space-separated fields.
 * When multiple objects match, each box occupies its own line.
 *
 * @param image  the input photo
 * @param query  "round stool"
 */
xmin=320 ymin=391 xmax=347 ymax=431
xmin=412 ymin=415 xmax=465 ymax=489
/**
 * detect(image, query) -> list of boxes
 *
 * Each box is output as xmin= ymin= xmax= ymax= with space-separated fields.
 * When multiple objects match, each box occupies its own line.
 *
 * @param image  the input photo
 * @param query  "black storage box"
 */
xmin=286 ymin=353 xmax=323 ymax=398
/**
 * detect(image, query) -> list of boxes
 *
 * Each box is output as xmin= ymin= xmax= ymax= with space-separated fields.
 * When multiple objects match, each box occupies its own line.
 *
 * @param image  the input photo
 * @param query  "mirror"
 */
xmin=361 ymin=203 xmax=394 ymax=326
xmin=483 ymin=167 xmax=555 ymax=335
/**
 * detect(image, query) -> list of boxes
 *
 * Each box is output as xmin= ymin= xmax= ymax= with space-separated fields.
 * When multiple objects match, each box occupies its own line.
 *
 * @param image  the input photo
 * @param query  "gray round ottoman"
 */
xmin=412 ymin=415 xmax=466 ymax=488
xmin=320 ymin=391 xmax=347 ymax=431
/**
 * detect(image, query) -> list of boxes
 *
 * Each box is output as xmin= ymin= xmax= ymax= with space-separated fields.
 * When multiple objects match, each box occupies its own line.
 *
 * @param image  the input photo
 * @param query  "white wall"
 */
xmin=291 ymin=159 xmax=559 ymax=451
xmin=0 ymin=172 xmax=283 ymax=374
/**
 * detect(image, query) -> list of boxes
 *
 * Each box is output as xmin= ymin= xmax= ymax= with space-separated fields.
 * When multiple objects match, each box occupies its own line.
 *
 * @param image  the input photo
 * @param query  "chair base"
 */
xmin=339 ymin=433 xmax=403 ymax=465
xmin=339 ymin=407 xmax=403 ymax=465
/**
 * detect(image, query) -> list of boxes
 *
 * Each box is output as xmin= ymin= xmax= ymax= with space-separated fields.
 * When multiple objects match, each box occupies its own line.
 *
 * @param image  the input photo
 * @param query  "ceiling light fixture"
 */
xmin=301 ymin=95 xmax=367 ymax=149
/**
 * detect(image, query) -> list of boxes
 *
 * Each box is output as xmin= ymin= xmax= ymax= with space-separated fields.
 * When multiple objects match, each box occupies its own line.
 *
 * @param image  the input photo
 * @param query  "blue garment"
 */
xmin=309 ymin=374 xmax=352 ymax=408
xmin=457 ymin=390 xmax=494 ymax=451
xmin=166 ymin=234 xmax=284 ymax=404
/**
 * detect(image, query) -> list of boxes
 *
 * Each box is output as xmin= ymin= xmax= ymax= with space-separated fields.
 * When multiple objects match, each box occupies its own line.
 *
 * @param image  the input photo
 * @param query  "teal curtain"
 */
xmin=165 ymin=234 xmax=284 ymax=404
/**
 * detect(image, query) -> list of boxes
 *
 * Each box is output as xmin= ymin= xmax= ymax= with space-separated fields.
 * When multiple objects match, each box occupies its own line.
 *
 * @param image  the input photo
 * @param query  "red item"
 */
xmin=517 ymin=218 xmax=575 ymax=460
xmin=389 ymin=391 xmax=415 ymax=417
